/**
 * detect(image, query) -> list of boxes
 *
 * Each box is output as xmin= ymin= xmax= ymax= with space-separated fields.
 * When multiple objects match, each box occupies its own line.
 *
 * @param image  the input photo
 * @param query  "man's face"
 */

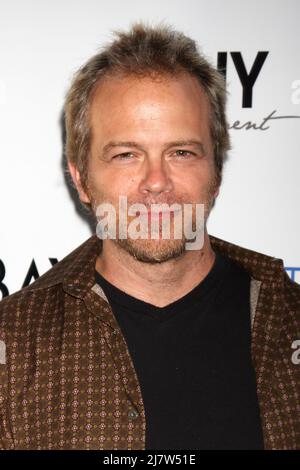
xmin=71 ymin=72 xmax=220 ymax=263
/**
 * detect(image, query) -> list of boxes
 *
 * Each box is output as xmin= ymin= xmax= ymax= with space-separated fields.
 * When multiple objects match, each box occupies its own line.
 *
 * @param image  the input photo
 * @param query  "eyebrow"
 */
xmin=101 ymin=140 xmax=205 ymax=156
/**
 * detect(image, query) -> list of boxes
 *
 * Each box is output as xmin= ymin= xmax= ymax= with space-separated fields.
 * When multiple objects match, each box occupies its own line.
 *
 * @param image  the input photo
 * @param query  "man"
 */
xmin=0 ymin=22 xmax=299 ymax=451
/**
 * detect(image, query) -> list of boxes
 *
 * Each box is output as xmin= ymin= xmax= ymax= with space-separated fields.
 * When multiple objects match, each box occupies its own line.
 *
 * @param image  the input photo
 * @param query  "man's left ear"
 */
xmin=67 ymin=160 xmax=91 ymax=204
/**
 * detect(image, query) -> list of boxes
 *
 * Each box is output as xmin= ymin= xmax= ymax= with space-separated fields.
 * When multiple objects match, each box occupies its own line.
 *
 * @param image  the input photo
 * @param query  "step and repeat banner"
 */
xmin=0 ymin=0 xmax=299 ymax=297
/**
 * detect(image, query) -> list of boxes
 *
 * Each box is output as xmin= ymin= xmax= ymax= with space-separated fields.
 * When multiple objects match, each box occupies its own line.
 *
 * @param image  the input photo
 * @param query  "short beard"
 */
xmin=115 ymin=235 xmax=187 ymax=264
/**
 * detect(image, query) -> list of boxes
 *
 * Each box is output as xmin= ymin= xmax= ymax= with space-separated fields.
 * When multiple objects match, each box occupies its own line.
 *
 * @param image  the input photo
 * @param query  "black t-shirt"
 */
xmin=94 ymin=249 xmax=264 ymax=450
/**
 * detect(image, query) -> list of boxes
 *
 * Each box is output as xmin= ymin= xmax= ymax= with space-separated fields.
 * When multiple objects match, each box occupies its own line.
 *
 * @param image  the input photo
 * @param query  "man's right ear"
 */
xmin=67 ymin=160 xmax=91 ymax=204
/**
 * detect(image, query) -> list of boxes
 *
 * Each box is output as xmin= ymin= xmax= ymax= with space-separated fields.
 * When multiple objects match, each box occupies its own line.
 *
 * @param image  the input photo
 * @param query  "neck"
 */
xmin=95 ymin=230 xmax=216 ymax=307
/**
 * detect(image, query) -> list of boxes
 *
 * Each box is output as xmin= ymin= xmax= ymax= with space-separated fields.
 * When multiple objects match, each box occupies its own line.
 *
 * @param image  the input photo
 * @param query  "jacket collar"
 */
xmin=24 ymin=233 xmax=286 ymax=297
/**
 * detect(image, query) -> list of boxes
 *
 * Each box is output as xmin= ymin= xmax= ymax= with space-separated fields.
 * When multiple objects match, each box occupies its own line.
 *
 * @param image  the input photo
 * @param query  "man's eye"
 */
xmin=174 ymin=150 xmax=195 ymax=158
xmin=112 ymin=152 xmax=134 ymax=160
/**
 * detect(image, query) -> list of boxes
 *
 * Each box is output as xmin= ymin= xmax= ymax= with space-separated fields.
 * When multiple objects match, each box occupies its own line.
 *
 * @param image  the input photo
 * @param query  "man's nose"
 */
xmin=138 ymin=159 xmax=174 ymax=196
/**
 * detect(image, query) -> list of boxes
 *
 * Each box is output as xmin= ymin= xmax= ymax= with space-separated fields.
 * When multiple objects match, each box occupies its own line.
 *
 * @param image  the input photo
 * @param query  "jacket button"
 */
xmin=128 ymin=409 xmax=139 ymax=420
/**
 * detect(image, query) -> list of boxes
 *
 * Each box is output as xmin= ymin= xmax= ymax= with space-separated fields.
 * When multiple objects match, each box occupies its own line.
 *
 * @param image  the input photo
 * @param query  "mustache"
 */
xmin=125 ymin=197 xmax=194 ymax=209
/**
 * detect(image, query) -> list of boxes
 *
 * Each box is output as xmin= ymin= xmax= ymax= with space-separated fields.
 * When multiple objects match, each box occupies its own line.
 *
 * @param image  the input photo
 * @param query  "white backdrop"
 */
xmin=0 ymin=0 xmax=299 ymax=297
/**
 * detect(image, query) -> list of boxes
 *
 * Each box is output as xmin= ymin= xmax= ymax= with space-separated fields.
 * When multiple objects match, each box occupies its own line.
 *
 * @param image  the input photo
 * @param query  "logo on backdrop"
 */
xmin=217 ymin=51 xmax=300 ymax=130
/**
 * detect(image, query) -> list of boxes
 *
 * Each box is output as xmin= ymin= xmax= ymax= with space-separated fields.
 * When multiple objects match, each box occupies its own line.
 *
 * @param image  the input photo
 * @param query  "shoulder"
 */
xmin=0 ymin=234 xmax=99 ymax=336
xmin=0 ymin=281 xmax=60 ymax=345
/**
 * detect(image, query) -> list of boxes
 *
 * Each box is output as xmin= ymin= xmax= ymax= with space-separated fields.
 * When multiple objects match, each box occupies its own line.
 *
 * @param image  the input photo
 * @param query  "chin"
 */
xmin=115 ymin=237 xmax=187 ymax=264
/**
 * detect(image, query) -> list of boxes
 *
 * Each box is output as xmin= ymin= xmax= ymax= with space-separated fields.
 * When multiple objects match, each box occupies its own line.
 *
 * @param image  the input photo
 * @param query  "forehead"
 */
xmin=90 ymin=71 xmax=210 ymax=114
xmin=89 ymin=72 xmax=211 ymax=142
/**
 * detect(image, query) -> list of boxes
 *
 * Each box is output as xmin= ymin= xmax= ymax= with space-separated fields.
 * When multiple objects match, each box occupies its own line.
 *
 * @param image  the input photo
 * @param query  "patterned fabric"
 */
xmin=0 ymin=233 xmax=299 ymax=450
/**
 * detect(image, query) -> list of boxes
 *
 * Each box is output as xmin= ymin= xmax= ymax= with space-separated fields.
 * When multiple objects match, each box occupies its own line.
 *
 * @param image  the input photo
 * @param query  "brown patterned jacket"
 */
xmin=0 ymin=233 xmax=299 ymax=450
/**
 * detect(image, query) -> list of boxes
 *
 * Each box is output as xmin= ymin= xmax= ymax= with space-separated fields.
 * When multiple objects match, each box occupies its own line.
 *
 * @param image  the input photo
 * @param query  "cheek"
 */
xmin=90 ymin=170 xmax=136 ymax=202
xmin=180 ymin=163 xmax=216 ymax=193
